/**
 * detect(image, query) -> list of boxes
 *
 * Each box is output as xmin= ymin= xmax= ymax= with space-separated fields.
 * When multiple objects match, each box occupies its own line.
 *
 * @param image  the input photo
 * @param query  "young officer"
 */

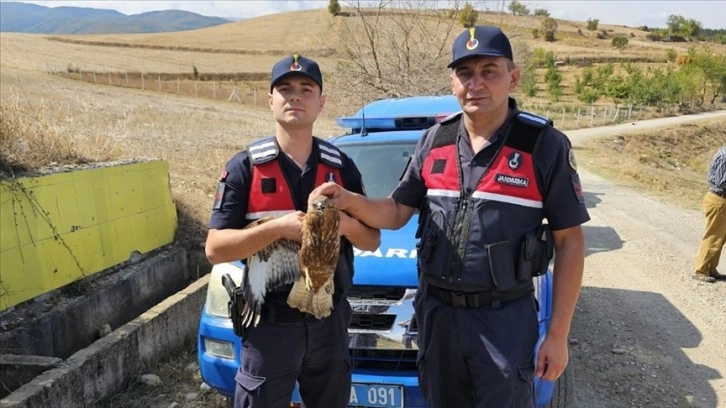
xmin=309 ymin=26 xmax=590 ymax=407
xmin=205 ymin=54 xmax=380 ymax=408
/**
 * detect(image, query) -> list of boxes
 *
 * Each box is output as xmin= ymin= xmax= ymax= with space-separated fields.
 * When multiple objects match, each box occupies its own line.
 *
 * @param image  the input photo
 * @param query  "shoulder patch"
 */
xmin=316 ymin=137 xmax=343 ymax=168
xmin=439 ymin=111 xmax=462 ymax=125
xmin=568 ymin=148 xmax=578 ymax=172
xmin=247 ymin=137 xmax=278 ymax=164
xmin=516 ymin=111 xmax=552 ymax=129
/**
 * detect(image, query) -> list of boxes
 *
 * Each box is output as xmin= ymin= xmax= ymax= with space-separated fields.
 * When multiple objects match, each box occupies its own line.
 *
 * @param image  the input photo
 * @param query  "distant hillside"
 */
xmin=0 ymin=2 xmax=231 ymax=34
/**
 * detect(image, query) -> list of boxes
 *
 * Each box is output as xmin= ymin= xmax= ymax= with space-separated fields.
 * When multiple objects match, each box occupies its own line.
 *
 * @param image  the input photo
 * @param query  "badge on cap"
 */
xmin=466 ymin=27 xmax=479 ymax=50
xmin=568 ymin=149 xmax=578 ymax=172
xmin=290 ymin=54 xmax=302 ymax=72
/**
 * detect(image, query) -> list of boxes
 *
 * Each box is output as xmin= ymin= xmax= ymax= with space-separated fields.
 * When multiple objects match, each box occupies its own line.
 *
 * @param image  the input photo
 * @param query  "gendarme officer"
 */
xmin=309 ymin=26 xmax=589 ymax=407
xmin=206 ymin=54 xmax=380 ymax=408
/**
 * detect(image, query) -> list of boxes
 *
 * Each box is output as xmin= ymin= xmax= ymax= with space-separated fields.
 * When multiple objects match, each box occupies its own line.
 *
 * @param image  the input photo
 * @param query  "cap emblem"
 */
xmin=290 ymin=54 xmax=302 ymax=71
xmin=466 ymin=27 xmax=479 ymax=50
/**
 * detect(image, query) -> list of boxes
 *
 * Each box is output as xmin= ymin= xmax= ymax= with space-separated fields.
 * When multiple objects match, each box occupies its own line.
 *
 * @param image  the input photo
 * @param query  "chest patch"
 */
xmin=495 ymin=173 xmax=529 ymax=188
xmin=507 ymin=151 xmax=522 ymax=170
xmin=431 ymin=159 xmax=446 ymax=174
xmin=261 ymin=177 xmax=276 ymax=193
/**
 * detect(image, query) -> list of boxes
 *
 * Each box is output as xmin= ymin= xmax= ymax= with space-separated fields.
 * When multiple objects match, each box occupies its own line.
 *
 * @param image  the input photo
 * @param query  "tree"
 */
xmin=519 ymin=61 xmax=538 ymax=97
xmin=545 ymin=65 xmax=562 ymax=102
xmin=458 ymin=2 xmax=478 ymax=28
xmin=541 ymin=17 xmax=558 ymax=42
xmin=508 ymin=0 xmax=530 ymax=16
xmin=534 ymin=8 xmax=550 ymax=17
xmin=586 ymin=18 xmax=599 ymax=31
xmin=327 ymin=0 xmax=341 ymax=16
xmin=329 ymin=1 xmax=461 ymax=101
xmin=611 ymin=36 xmax=629 ymax=52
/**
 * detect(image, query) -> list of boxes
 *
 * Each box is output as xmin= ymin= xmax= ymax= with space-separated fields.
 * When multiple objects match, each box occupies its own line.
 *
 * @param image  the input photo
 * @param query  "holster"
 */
xmin=517 ymin=224 xmax=554 ymax=280
xmin=222 ymin=273 xmax=250 ymax=338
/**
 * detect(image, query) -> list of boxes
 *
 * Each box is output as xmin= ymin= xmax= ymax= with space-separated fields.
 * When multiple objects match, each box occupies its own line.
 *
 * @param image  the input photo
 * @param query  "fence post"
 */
xmin=158 ymin=75 xmax=161 ymax=91
xmin=253 ymin=88 xmax=257 ymax=105
xmin=80 ymin=68 xmax=83 ymax=81
xmin=603 ymin=107 xmax=607 ymax=121
xmin=213 ymin=82 xmax=217 ymax=100
xmin=590 ymin=105 xmax=594 ymax=126
xmin=627 ymin=104 xmax=632 ymax=120
xmin=108 ymin=70 xmax=111 ymax=85
xmin=195 ymin=80 xmax=198 ymax=97
xmin=125 ymin=71 xmax=128 ymax=86
xmin=141 ymin=72 xmax=145 ymax=90
xmin=177 ymin=75 xmax=180 ymax=95
xmin=93 ymin=71 xmax=97 ymax=83
xmin=561 ymin=108 xmax=565 ymax=126
xmin=576 ymin=107 xmax=580 ymax=127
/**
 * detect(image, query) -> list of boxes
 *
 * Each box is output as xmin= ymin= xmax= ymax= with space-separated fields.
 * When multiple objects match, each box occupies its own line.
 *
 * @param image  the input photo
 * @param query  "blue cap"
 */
xmin=270 ymin=54 xmax=323 ymax=91
xmin=448 ymin=26 xmax=513 ymax=68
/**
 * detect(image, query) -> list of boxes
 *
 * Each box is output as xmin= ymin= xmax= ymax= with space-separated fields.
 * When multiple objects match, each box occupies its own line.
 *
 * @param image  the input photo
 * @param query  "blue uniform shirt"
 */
xmin=392 ymin=98 xmax=590 ymax=231
xmin=707 ymin=146 xmax=726 ymax=195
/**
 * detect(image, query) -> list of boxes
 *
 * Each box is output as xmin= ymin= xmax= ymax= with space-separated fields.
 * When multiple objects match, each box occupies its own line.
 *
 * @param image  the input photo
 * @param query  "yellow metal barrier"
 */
xmin=0 ymin=160 xmax=177 ymax=311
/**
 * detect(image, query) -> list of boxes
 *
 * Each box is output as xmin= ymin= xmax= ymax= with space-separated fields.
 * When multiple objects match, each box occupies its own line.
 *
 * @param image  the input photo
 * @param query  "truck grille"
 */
xmin=350 ymin=348 xmax=418 ymax=371
xmin=347 ymin=286 xmax=407 ymax=303
xmin=350 ymin=314 xmax=396 ymax=331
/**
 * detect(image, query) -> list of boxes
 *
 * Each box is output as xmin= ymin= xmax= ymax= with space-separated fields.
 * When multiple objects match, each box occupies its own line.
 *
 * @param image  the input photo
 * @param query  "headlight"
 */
xmin=204 ymin=338 xmax=236 ymax=359
xmin=205 ymin=261 xmax=245 ymax=318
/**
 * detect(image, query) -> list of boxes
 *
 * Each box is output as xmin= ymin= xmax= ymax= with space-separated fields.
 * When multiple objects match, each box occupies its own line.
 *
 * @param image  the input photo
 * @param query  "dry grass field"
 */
xmin=3 ymin=5 xmax=725 ymax=253
xmin=2 ymin=6 xmax=724 ymax=255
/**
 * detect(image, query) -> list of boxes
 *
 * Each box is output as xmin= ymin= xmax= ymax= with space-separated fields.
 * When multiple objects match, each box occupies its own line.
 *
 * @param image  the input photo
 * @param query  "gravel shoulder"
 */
xmin=567 ymin=115 xmax=726 ymax=408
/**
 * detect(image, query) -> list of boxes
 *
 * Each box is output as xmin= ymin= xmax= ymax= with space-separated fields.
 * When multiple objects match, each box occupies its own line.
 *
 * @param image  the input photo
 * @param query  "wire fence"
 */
xmin=46 ymin=62 xmax=707 ymax=130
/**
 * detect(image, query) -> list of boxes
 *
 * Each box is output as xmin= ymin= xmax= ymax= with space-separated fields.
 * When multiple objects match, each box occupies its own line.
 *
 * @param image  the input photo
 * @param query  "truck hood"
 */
xmin=352 ymin=214 xmax=419 ymax=287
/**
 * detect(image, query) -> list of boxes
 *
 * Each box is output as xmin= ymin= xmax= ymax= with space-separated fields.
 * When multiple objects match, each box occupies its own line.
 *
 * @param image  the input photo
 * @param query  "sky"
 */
xmin=7 ymin=0 xmax=726 ymax=29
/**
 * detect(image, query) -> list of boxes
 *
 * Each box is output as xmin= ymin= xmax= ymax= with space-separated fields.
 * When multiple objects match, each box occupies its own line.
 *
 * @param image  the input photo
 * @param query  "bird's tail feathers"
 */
xmin=310 ymin=277 xmax=334 ymax=319
xmin=287 ymin=277 xmax=314 ymax=314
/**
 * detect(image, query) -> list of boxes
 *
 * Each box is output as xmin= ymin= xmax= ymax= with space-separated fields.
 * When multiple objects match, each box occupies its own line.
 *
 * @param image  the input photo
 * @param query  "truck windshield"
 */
xmin=338 ymin=142 xmax=417 ymax=200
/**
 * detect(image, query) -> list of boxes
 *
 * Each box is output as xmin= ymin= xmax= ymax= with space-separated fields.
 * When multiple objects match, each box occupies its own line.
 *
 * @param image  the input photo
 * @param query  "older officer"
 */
xmin=309 ymin=26 xmax=589 ymax=407
xmin=692 ymin=145 xmax=726 ymax=283
xmin=206 ymin=54 xmax=380 ymax=408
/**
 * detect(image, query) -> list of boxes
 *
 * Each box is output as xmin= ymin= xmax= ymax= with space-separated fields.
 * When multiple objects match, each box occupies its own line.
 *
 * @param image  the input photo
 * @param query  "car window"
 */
xmin=338 ymin=142 xmax=417 ymax=199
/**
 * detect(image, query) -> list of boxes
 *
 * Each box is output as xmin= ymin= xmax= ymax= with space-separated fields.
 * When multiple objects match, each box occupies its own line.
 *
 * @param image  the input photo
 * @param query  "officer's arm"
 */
xmin=548 ymin=225 xmax=585 ymax=340
xmin=342 ymin=193 xmax=417 ymax=230
xmin=339 ymin=211 xmax=381 ymax=251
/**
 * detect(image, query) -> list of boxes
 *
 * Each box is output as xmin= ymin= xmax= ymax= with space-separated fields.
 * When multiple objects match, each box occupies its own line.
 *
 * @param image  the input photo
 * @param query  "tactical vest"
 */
xmin=245 ymin=136 xmax=343 ymax=221
xmin=417 ymin=112 xmax=551 ymax=294
xmin=243 ymin=136 xmax=353 ymax=298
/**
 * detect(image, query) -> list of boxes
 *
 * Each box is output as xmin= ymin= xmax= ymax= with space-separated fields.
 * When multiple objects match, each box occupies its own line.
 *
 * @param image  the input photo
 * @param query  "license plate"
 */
xmin=349 ymin=383 xmax=404 ymax=408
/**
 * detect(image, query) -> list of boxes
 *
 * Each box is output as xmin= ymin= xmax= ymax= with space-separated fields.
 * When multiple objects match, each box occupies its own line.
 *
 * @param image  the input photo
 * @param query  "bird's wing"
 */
xmin=239 ymin=236 xmax=301 ymax=328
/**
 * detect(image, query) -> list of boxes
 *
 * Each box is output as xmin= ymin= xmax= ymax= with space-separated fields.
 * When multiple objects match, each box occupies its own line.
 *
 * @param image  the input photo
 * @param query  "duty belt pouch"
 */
xmin=517 ymin=234 xmax=538 ymax=281
xmin=487 ymin=240 xmax=517 ymax=291
xmin=417 ymin=211 xmax=443 ymax=263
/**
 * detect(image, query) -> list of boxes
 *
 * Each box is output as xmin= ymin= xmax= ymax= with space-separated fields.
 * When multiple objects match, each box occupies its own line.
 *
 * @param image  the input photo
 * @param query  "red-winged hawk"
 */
xmin=233 ymin=196 xmax=340 ymax=330
xmin=287 ymin=196 xmax=340 ymax=319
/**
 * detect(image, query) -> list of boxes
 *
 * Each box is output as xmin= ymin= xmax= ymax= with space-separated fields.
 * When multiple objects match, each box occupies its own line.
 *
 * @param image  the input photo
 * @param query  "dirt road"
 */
xmin=565 ymin=112 xmax=726 ymax=408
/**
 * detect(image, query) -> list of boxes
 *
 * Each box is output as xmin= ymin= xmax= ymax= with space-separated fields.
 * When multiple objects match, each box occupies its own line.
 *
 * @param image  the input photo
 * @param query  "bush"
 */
xmin=458 ymin=2 xmax=478 ymax=28
xmin=666 ymin=48 xmax=678 ymax=62
xmin=611 ymin=36 xmax=629 ymax=52
xmin=534 ymin=8 xmax=549 ymax=17
xmin=541 ymin=17 xmax=558 ymax=42
xmin=328 ymin=0 xmax=341 ymax=16
xmin=646 ymin=33 xmax=662 ymax=41
xmin=586 ymin=18 xmax=599 ymax=31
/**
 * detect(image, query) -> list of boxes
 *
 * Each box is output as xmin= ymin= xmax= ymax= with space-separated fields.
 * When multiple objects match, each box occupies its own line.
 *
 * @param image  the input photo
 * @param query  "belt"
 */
xmin=260 ymin=303 xmax=309 ymax=323
xmin=427 ymin=285 xmax=531 ymax=308
xmin=260 ymin=293 xmax=342 ymax=323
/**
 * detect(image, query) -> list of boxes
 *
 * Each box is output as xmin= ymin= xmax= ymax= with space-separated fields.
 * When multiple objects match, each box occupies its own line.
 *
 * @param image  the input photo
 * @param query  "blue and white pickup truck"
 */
xmin=197 ymin=95 xmax=574 ymax=408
